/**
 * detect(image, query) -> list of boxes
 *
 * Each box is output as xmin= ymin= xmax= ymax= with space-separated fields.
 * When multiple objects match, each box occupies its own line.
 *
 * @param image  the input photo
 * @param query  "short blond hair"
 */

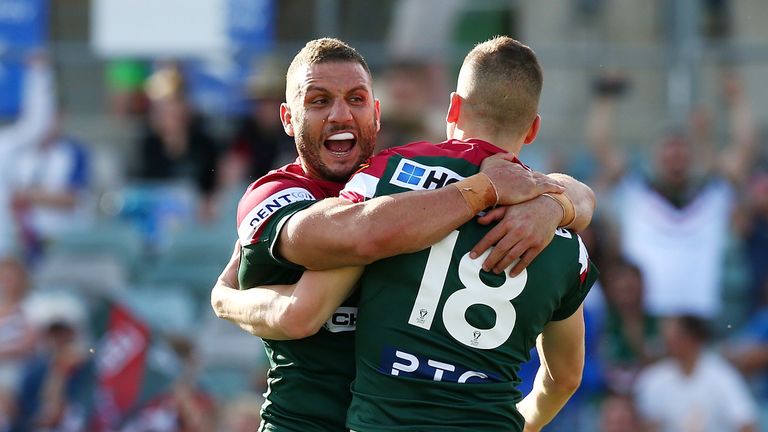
xmin=458 ymin=36 xmax=542 ymax=136
xmin=286 ymin=38 xmax=371 ymax=100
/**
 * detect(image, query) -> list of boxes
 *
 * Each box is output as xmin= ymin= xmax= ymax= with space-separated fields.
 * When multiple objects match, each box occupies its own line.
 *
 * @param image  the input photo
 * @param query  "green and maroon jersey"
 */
xmin=340 ymin=139 xmax=597 ymax=431
xmin=236 ymin=160 xmax=358 ymax=432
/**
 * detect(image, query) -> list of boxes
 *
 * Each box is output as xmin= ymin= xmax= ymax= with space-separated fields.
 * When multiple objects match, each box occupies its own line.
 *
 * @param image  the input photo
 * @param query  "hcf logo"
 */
xmin=390 ymin=159 xmax=465 ymax=191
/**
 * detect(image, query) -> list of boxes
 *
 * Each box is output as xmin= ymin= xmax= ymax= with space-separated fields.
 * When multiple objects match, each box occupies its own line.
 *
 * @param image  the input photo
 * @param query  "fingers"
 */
xmin=476 ymin=207 xmax=507 ymax=225
xmin=491 ymin=241 xmax=530 ymax=274
xmin=470 ymin=224 xmax=505 ymax=261
xmin=509 ymin=248 xmax=540 ymax=277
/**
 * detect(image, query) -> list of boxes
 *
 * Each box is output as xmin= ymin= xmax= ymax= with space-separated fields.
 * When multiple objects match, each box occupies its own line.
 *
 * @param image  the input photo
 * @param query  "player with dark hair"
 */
xmin=212 ymin=37 xmax=596 ymax=431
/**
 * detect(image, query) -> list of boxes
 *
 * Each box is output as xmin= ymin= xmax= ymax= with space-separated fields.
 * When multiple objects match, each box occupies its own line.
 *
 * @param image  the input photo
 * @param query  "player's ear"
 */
xmin=446 ymin=92 xmax=462 ymax=124
xmin=280 ymin=103 xmax=294 ymax=136
xmin=374 ymin=98 xmax=381 ymax=132
xmin=523 ymin=114 xmax=541 ymax=145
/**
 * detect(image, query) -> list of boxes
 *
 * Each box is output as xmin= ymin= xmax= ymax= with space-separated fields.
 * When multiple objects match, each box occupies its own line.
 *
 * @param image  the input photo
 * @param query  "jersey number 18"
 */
xmin=407 ymin=231 xmax=527 ymax=350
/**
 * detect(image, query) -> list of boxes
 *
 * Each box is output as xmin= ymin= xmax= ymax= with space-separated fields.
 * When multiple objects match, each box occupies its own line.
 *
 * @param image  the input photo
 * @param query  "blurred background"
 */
xmin=0 ymin=0 xmax=767 ymax=430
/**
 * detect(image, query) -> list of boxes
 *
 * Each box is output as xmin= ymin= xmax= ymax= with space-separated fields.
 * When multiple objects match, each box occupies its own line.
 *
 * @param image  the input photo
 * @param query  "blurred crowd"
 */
xmin=0 ymin=27 xmax=767 ymax=432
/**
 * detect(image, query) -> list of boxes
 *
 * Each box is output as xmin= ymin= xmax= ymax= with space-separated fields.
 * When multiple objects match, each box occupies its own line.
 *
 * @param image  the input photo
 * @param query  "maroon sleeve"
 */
xmin=236 ymin=176 xmax=318 ymax=245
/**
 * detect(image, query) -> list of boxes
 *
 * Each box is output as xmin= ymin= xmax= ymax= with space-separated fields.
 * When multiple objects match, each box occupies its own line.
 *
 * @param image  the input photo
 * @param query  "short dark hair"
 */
xmin=675 ymin=315 xmax=712 ymax=342
xmin=286 ymin=38 xmax=371 ymax=99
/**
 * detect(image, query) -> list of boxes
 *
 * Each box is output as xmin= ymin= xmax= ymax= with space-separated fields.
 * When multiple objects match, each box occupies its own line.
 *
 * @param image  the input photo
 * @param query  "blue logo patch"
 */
xmin=390 ymin=159 xmax=465 ymax=191
xmin=396 ymin=162 xmax=426 ymax=185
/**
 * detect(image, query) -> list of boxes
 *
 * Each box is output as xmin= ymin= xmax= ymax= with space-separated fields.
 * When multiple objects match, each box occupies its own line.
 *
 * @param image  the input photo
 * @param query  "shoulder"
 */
xmin=236 ymin=168 xmax=319 ymax=244
xmin=700 ymin=352 xmax=742 ymax=380
xmin=550 ymin=229 xmax=591 ymax=275
xmin=635 ymin=359 xmax=676 ymax=389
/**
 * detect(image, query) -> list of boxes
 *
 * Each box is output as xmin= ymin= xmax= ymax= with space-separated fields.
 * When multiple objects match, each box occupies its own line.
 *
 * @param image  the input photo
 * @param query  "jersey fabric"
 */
xmin=236 ymin=160 xmax=358 ymax=432
xmin=340 ymin=139 xmax=598 ymax=431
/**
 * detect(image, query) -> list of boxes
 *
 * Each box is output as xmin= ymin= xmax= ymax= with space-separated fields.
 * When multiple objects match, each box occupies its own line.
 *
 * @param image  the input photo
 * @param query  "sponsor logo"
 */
xmin=389 ymin=159 xmax=465 ymax=191
xmin=323 ymin=306 xmax=357 ymax=333
xmin=381 ymin=347 xmax=498 ymax=384
xmin=238 ymin=187 xmax=315 ymax=241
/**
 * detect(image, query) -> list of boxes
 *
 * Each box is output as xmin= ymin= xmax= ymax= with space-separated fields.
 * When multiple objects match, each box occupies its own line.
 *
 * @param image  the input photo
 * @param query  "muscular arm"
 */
xmin=466 ymin=174 xmax=596 ymax=275
xmin=211 ymin=241 xmax=362 ymax=339
xmin=279 ymin=169 xmax=590 ymax=271
xmin=517 ymin=305 xmax=585 ymax=432
xmin=546 ymin=174 xmax=595 ymax=232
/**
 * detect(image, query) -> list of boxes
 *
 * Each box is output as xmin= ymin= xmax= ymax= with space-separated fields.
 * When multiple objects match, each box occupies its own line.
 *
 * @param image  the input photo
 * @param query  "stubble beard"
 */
xmin=296 ymin=118 xmax=377 ymax=183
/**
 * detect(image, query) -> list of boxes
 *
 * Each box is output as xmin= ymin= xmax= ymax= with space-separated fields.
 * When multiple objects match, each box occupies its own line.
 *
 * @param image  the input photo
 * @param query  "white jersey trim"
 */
xmin=237 ymin=187 xmax=315 ymax=244
xmin=343 ymin=172 xmax=380 ymax=200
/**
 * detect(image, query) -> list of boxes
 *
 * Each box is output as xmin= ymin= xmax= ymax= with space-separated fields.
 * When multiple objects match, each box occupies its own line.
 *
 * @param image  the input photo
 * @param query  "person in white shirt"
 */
xmin=0 ymin=55 xmax=55 ymax=257
xmin=635 ymin=315 xmax=758 ymax=432
xmin=587 ymin=72 xmax=757 ymax=319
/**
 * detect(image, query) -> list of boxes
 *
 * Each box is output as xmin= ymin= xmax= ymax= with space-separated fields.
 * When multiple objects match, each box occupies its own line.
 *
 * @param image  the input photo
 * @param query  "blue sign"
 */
xmin=227 ymin=0 xmax=274 ymax=54
xmin=184 ymin=0 xmax=274 ymax=116
xmin=0 ymin=0 xmax=48 ymax=117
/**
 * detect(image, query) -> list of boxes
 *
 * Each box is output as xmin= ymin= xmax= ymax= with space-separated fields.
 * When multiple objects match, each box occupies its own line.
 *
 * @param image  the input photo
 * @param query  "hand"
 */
xmin=470 ymin=195 xmax=562 ymax=275
xmin=480 ymin=154 xmax=564 ymax=206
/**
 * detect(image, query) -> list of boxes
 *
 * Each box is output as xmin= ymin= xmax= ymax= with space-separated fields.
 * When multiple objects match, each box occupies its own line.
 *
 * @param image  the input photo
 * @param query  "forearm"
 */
xmin=721 ymin=88 xmax=757 ymax=184
xmin=279 ymin=266 xmax=363 ymax=337
xmin=281 ymin=187 xmax=475 ymax=270
xmin=517 ymin=366 xmax=579 ymax=431
xmin=546 ymin=174 xmax=595 ymax=232
xmin=519 ymin=308 xmax=585 ymax=430
xmin=210 ymin=282 xmax=296 ymax=340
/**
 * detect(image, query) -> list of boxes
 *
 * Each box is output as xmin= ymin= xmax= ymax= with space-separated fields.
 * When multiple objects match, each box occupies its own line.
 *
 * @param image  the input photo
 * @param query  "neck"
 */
xmin=676 ymin=347 xmax=701 ymax=376
xmin=452 ymin=126 xmax=522 ymax=155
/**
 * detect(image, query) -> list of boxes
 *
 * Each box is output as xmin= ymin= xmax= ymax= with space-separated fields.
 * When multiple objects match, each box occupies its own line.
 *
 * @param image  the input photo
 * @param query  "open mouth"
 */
xmin=324 ymin=132 xmax=357 ymax=157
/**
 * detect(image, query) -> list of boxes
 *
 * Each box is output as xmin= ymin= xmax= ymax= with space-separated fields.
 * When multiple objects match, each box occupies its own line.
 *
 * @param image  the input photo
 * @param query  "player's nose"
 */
xmin=327 ymin=99 xmax=353 ymax=123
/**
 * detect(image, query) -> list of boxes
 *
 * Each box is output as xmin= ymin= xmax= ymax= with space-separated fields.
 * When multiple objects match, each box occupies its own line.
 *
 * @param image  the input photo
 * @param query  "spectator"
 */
xmin=599 ymin=259 xmax=661 ymax=394
xmin=0 ymin=56 xmax=55 ymax=258
xmin=12 ymin=296 xmax=94 ymax=432
xmin=120 ymin=335 xmax=216 ymax=432
xmin=733 ymin=164 xmax=768 ymax=310
xmin=0 ymin=257 xmax=38 ymax=427
xmin=375 ymin=60 xmax=443 ymax=151
xmin=598 ymin=392 xmax=642 ymax=432
xmin=635 ymin=315 xmax=758 ymax=432
xmin=219 ymin=57 xmax=293 ymax=188
xmin=587 ymin=71 xmax=757 ymax=319
xmin=9 ymin=112 xmax=93 ymax=262
xmin=722 ymin=306 xmax=768 ymax=399
xmin=136 ymin=65 xmax=222 ymax=221
xmin=105 ymin=59 xmax=150 ymax=119
xmin=218 ymin=393 xmax=262 ymax=432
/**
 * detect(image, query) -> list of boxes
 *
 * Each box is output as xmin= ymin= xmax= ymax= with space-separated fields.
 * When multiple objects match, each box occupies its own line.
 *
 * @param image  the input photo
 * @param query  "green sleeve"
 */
xmin=551 ymin=260 xmax=598 ymax=322
xmin=238 ymin=200 xmax=318 ymax=288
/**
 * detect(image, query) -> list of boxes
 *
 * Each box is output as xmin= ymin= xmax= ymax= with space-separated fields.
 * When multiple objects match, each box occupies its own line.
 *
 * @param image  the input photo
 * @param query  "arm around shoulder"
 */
xmin=546 ymin=174 xmax=596 ymax=232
